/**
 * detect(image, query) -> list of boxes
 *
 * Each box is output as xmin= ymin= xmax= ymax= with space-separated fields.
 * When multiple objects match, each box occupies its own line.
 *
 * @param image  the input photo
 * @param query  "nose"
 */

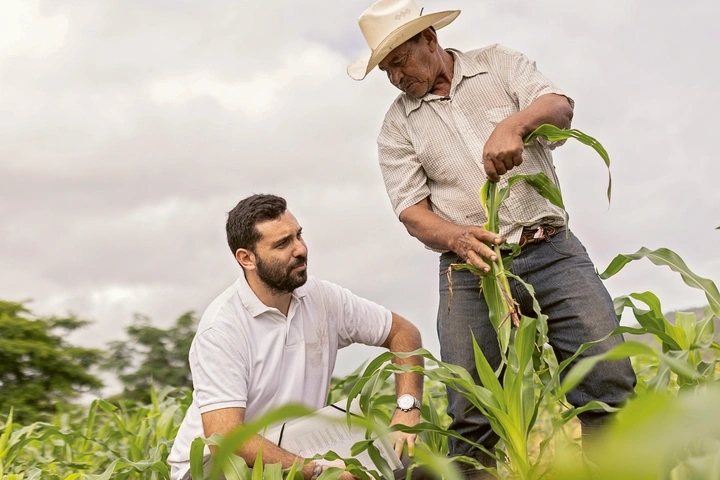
xmin=293 ymin=238 xmax=307 ymax=258
xmin=388 ymin=67 xmax=403 ymax=88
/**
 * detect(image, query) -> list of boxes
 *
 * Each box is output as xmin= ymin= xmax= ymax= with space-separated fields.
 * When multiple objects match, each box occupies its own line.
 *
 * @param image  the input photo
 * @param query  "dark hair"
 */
xmin=408 ymin=26 xmax=436 ymax=43
xmin=226 ymin=194 xmax=287 ymax=255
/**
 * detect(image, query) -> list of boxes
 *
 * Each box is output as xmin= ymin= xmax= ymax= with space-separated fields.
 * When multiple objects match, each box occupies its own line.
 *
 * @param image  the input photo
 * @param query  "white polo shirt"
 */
xmin=167 ymin=274 xmax=393 ymax=479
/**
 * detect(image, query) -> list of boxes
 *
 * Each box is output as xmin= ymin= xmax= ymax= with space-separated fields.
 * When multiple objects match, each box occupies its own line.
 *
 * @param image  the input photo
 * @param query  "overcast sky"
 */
xmin=2 ymin=0 xmax=718 ymax=390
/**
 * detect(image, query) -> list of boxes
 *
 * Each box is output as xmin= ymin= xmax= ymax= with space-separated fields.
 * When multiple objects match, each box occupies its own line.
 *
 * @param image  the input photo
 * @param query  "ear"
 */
xmin=422 ymin=28 xmax=438 ymax=52
xmin=235 ymin=248 xmax=256 ymax=270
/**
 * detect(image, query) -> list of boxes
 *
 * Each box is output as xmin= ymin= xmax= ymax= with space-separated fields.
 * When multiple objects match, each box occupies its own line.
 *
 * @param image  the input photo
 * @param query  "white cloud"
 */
xmin=0 ymin=0 xmax=719 ymax=392
xmin=146 ymin=43 xmax=346 ymax=116
xmin=0 ymin=0 xmax=68 ymax=60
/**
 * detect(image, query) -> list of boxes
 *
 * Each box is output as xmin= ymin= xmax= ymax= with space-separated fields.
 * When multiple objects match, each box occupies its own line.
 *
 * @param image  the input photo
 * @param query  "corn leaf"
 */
xmin=251 ymin=443 xmax=264 ymax=480
xmin=471 ymin=333 xmax=505 ymax=409
xmin=505 ymin=272 xmax=549 ymax=343
xmin=482 ymin=275 xmax=511 ymax=354
xmin=523 ymin=124 xmax=612 ymax=203
xmin=190 ymin=437 xmax=206 ymax=480
xmin=560 ymin=341 xmax=702 ymax=397
xmin=411 ymin=446 xmax=463 ymax=480
xmin=599 ymin=247 xmax=720 ymax=319
xmin=206 ymin=405 xmax=313 ymax=479
xmin=0 ymin=408 xmax=13 ymax=458
xmin=506 ymin=173 xmax=565 ymax=211
xmin=263 ymin=462 xmax=283 ymax=480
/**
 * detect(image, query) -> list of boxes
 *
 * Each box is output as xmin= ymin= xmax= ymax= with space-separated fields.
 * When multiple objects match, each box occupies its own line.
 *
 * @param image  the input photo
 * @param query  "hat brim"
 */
xmin=347 ymin=10 xmax=460 ymax=81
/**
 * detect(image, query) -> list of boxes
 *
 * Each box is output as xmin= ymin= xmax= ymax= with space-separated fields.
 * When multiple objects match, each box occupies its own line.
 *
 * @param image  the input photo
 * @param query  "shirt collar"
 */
xmin=235 ymin=273 xmax=307 ymax=318
xmin=403 ymin=48 xmax=489 ymax=116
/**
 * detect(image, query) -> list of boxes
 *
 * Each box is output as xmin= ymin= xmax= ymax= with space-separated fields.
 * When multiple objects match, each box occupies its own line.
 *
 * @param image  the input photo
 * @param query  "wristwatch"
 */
xmin=396 ymin=394 xmax=421 ymax=412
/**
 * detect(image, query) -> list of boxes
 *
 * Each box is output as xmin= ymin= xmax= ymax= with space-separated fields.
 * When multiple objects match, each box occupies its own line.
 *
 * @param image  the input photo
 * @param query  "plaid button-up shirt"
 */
xmin=377 ymin=44 xmax=574 ymax=250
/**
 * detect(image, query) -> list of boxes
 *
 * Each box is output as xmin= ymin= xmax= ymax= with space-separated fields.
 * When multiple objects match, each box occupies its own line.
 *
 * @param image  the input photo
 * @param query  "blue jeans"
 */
xmin=437 ymin=229 xmax=636 ymax=463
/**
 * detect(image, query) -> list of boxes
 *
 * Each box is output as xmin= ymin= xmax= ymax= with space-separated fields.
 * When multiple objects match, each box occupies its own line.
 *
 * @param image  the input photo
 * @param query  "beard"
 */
xmin=255 ymin=252 xmax=308 ymax=294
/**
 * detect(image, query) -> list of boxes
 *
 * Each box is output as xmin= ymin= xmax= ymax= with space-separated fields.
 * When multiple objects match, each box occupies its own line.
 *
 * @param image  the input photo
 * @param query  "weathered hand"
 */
xmin=450 ymin=225 xmax=505 ymax=273
xmin=482 ymin=121 xmax=525 ymax=182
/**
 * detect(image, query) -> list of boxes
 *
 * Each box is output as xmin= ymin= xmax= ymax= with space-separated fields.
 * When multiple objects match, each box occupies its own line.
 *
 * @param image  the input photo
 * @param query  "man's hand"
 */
xmin=482 ymin=120 xmax=525 ymax=182
xmin=389 ymin=409 xmax=420 ymax=458
xmin=390 ymin=430 xmax=418 ymax=459
xmin=449 ymin=225 xmax=505 ymax=273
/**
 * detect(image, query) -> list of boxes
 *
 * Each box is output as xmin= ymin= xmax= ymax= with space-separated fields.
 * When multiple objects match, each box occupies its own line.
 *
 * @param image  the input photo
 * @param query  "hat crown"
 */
xmin=358 ymin=0 xmax=422 ymax=51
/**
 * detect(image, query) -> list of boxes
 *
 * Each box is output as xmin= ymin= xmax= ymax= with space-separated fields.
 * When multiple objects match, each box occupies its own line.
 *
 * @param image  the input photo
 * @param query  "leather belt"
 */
xmin=518 ymin=225 xmax=558 ymax=248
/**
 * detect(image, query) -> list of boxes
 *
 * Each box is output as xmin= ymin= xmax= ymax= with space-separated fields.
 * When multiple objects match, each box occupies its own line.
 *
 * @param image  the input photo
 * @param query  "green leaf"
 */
xmin=317 ymin=467 xmax=345 ymax=480
xmin=450 ymin=263 xmax=486 ymax=277
xmin=251 ymin=443 xmax=264 ymax=480
xmin=560 ymin=340 xmax=703 ymax=397
xmin=523 ymin=124 xmax=612 ymax=203
xmin=696 ymin=309 xmax=716 ymax=348
xmin=599 ymin=247 xmax=720 ymax=319
xmin=263 ymin=462 xmax=283 ymax=480
xmin=206 ymin=405 xmax=314 ymax=479
xmin=675 ymin=312 xmax=697 ymax=349
xmin=190 ymin=437 xmax=206 ymax=480
xmin=511 ymin=173 xmax=569 ymax=233
xmin=482 ymin=275 xmax=511 ymax=354
xmin=471 ymin=333 xmax=505 ymax=409
xmin=505 ymin=317 xmax=537 ymax=435
xmin=0 ymin=407 xmax=13 ymax=457
xmin=505 ymin=272 xmax=549 ymax=344
xmin=367 ymin=441 xmax=395 ymax=480
xmin=506 ymin=173 xmax=565 ymax=211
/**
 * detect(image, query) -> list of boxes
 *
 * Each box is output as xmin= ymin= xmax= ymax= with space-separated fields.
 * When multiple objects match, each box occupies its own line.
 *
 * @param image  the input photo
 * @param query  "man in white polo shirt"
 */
xmin=168 ymin=194 xmax=424 ymax=480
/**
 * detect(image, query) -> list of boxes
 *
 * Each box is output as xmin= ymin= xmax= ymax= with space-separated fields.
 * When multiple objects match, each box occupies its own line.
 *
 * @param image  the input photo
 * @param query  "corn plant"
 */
xmin=450 ymin=124 xmax=611 ymax=356
xmin=550 ymin=383 xmax=720 ymax=480
xmin=418 ymin=125 xmax=613 ymax=477
xmin=0 ymin=385 xmax=190 ymax=479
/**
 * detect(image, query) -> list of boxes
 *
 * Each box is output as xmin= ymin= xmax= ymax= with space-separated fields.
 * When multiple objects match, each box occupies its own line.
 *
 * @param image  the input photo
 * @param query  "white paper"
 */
xmin=264 ymin=400 xmax=402 ymax=473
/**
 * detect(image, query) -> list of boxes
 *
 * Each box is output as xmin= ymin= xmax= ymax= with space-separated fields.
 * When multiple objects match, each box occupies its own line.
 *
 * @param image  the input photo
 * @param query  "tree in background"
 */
xmin=0 ymin=301 xmax=104 ymax=423
xmin=102 ymin=311 xmax=197 ymax=403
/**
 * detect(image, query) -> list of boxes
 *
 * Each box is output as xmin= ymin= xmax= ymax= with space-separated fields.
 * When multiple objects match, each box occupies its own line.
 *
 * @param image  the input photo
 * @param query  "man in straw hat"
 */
xmin=348 ymin=0 xmax=637 ymax=476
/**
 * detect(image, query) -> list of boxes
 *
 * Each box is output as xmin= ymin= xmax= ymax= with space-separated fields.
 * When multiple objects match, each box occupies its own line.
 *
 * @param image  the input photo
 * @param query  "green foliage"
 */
xmin=102 ymin=312 xmax=198 ymax=404
xmin=600 ymin=247 xmax=720 ymax=319
xmin=1 ymin=123 xmax=718 ymax=478
xmin=552 ymin=386 xmax=720 ymax=479
xmin=451 ymin=125 xmax=608 ymax=356
xmin=0 ymin=385 xmax=191 ymax=479
xmin=0 ymin=301 xmax=104 ymax=424
xmin=523 ymin=124 xmax=612 ymax=203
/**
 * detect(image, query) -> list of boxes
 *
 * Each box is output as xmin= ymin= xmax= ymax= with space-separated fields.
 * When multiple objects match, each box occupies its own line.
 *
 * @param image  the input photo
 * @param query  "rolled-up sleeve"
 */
xmin=377 ymin=109 xmax=430 ymax=217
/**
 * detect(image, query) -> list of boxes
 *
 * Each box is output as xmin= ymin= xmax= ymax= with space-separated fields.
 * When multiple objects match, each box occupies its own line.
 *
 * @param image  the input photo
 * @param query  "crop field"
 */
xmin=2 ymin=127 xmax=720 ymax=479
xmin=2 ymin=245 xmax=719 ymax=480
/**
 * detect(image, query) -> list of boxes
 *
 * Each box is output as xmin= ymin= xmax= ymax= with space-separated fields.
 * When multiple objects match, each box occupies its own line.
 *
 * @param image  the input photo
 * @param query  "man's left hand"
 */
xmin=389 ymin=409 xmax=421 ymax=458
xmin=482 ymin=120 xmax=525 ymax=182
xmin=389 ymin=430 xmax=418 ymax=458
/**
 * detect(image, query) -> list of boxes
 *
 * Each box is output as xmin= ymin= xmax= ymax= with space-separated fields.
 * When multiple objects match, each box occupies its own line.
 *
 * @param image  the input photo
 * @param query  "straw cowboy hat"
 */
xmin=347 ymin=0 xmax=460 ymax=81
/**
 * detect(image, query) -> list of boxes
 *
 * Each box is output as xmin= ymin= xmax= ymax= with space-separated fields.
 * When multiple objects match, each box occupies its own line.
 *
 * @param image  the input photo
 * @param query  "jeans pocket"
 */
xmin=547 ymin=229 xmax=587 ymax=257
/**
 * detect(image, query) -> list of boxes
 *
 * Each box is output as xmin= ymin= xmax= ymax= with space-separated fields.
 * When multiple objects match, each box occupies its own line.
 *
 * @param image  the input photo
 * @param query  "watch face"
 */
xmin=398 ymin=395 xmax=414 ymax=410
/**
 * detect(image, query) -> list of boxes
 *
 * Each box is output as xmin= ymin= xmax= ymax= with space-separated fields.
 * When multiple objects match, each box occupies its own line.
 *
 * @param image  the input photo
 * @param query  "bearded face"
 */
xmin=254 ymin=249 xmax=308 ymax=294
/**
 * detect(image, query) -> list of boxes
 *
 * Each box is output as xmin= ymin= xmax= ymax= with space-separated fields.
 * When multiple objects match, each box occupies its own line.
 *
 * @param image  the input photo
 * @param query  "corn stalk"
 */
xmin=451 ymin=124 xmax=611 ymax=356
